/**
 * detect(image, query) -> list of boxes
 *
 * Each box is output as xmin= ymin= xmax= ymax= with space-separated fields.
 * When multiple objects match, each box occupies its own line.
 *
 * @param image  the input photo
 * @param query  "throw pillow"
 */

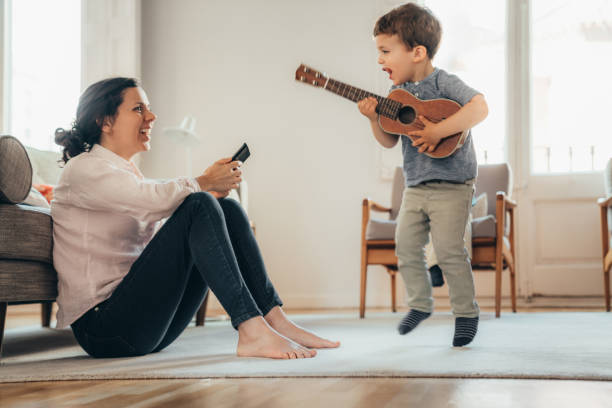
xmin=32 ymin=184 xmax=55 ymax=203
xmin=471 ymin=193 xmax=488 ymax=219
xmin=23 ymin=186 xmax=50 ymax=208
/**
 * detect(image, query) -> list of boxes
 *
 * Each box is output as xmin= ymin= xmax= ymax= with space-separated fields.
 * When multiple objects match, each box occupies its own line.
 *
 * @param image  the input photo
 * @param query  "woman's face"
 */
xmin=101 ymin=86 xmax=157 ymax=160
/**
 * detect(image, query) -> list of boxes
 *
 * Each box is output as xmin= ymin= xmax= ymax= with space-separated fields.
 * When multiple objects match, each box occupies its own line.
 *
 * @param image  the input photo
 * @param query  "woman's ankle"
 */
xmin=238 ymin=316 xmax=270 ymax=339
xmin=264 ymin=306 xmax=292 ymax=330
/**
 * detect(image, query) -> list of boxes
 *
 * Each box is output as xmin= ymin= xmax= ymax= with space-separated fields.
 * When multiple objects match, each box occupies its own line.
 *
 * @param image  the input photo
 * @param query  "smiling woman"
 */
xmin=51 ymin=77 xmax=340 ymax=360
xmin=98 ymin=87 xmax=157 ymax=160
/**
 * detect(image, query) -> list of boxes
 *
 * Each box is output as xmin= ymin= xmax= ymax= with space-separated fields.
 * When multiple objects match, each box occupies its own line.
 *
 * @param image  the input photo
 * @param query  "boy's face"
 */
xmin=375 ymin=34 xmax=422 ymax=85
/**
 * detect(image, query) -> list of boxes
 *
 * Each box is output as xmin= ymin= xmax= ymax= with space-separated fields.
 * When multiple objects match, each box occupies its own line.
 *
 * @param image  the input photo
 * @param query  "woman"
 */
xmin=52 ymin=77 xmax=339 ymax=359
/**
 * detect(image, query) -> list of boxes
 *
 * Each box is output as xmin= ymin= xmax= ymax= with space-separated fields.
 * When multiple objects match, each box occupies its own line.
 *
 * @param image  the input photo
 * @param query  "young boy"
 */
xmin=358 ymin=3 xmax=488 ymax=347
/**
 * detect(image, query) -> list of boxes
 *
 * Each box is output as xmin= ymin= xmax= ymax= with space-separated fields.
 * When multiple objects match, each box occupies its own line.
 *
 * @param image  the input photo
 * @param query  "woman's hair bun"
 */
xmin=55 ymin=127 xmax=72 ymax=147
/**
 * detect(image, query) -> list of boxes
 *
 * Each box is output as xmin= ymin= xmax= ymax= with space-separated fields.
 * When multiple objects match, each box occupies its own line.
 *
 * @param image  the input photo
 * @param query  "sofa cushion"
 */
xmin=0 ymin=135 xmax=33 ymax=204
xmin=25 ymin=145 xmax=63 ymax=185
xmin=23 ymin=187 xmax=51 ymax=208
xmin=0 ymin=204 xmax=53 ymax=263
xmin=472 ymin=215 xmax=496 ymax=238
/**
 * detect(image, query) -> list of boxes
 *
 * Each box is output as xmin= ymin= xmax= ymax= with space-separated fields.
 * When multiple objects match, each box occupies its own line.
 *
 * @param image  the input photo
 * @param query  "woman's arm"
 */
xmin=65 ymin=158 xmax=201 ymax=222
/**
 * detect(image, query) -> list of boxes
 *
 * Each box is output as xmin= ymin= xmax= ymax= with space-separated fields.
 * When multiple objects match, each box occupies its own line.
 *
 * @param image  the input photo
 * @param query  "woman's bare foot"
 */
xmin=236 ymin=316 xmax=316 ymax=359
xmin=264 ymin=307 xmax=341 ymax=349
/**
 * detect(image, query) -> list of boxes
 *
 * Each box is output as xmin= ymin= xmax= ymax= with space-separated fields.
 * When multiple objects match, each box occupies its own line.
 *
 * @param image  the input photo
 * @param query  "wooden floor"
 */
xmin=1 ymin=303 xmax=611 ymax=408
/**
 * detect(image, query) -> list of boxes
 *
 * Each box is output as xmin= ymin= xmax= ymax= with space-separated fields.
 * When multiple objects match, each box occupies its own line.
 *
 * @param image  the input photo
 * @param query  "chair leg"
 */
xmin=605 ymin=267 xmax=611 ymax=312
xmin=196 ymin=292 xmax=210 ymax=326
xmin=509 ymin=263 xmax=517 ymax=313
xmin=390 ymin=270 xmax=397 ymax=313
xmin=360 ymin=256 xmax=368 ymax=319
xmin=495 ymin=261 xmax=502 ymax=318
xmin=0 ymin=302 xmax=7 ymax=359
xmin=41 ymin=302 xmax=53 ymax=327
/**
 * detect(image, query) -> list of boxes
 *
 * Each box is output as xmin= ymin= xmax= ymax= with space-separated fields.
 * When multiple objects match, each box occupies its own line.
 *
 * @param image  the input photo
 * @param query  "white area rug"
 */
xmin=1 ymin=312 xmax=611 ymax=383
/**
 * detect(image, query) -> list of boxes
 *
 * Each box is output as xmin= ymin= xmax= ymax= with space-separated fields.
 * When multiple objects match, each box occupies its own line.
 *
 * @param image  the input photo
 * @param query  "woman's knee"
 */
xmin=174 ymin=192 xmax=225 ymax=228
xmin=182 ymin=192 xmax=222 ymax=214
xmin=218 ymin=197 xmax=247 ymax=219
xmin=184 ymin=191 xmax=216 ymax=206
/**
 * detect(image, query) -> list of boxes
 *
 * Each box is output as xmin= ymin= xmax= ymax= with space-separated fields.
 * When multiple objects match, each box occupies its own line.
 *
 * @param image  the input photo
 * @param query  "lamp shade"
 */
xmin=163 ymin=116 xmax=200 ymax=146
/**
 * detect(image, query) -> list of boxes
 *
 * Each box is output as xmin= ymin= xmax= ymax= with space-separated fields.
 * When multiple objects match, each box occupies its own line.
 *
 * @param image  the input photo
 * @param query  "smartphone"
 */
xmin=231 ymin=143 xmax=250 ymax=163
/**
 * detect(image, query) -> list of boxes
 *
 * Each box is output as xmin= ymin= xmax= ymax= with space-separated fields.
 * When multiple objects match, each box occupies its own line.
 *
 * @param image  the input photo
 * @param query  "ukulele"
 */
xmin=295 ymin=64 xmax=468 ymax=158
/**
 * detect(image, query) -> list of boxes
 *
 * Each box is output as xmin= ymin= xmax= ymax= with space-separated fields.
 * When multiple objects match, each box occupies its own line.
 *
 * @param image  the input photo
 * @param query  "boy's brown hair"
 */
xmin=373 ymin=2 xmax=442 ymax=60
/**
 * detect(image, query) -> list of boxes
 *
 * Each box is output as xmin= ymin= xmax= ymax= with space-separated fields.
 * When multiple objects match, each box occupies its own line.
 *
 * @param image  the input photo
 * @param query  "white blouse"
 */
xmin=51 ymin=144 xmax=201 ymax=328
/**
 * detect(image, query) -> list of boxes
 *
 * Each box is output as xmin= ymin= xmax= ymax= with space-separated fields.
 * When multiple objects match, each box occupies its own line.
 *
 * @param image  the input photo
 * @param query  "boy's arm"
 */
xmin=358 ymin=97 xmax=400 ymax=148
xmin=411 ymin=94 xmax=488 ymax=153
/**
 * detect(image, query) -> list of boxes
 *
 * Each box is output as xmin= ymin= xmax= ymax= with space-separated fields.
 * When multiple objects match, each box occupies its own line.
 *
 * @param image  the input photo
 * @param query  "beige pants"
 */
xmin=425 ymin=214 xmax=472 ymax=267
xmin=395 ymin=180 xmax=479 ymax=318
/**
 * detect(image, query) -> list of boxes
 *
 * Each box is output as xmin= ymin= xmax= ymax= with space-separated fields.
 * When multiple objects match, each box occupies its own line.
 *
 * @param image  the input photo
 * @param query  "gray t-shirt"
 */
xmin=389 ymin=68 xmax=480 ymax=186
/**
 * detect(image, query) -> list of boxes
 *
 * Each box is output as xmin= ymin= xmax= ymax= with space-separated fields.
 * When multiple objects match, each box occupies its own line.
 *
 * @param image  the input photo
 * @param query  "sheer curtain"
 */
xmin=4 ymin=0 xmax=81 ymax=151
xmin=377 ymin=0 xmax=506 ymax=175
xmin=531 ymin=0 xmax=612 ymax=174
xmin=424 ymin=0 xmax=506 ymax=165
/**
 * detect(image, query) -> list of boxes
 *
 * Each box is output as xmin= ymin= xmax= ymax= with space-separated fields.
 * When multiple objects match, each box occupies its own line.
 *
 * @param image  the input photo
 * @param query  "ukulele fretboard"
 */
xmin=325 ymin=79 xmax=402 ymax=119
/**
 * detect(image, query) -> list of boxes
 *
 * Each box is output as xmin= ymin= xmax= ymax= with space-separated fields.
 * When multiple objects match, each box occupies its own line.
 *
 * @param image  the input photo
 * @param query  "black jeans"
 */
xmin=71 ymin=192 xmax=283 ymax=358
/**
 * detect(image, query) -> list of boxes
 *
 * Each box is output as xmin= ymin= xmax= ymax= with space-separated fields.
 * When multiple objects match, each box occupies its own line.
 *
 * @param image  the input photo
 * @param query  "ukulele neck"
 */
xmin=324 ymin=78 xmax=400 ymax=119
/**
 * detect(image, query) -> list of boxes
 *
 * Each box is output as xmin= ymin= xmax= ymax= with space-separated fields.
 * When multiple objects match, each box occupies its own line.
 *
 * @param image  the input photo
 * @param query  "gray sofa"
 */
xmin=0 ymin=135 xmax=57 ymax=357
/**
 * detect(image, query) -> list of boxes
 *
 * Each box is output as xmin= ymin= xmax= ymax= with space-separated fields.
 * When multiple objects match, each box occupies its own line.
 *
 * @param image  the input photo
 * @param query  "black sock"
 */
xmin=453 ymin=316 xmax=479 ymax=347
xmin=429 ymin=265 xmax=444 ymax=287
xmin=397 ymin=309 xmax=431 ymax=335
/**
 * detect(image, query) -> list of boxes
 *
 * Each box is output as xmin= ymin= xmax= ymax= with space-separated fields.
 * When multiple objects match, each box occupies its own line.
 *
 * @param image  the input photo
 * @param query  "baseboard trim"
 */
xmin=205 ymin=295 xmax=608 ymax=314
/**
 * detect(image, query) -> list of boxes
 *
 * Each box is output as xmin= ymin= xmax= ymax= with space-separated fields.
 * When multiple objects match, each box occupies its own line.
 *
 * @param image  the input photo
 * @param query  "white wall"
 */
xmin=140 ymin=0 xmax=406 ymax=309
xmin=141 ymin=0 xmax=562 ymax=311
xmin=82 ymin=0 xmax=141 ymax=89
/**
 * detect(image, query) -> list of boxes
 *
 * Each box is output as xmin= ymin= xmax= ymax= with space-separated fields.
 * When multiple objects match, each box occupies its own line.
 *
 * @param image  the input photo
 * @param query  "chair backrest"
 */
xmin=475 ymin=163 xmax=512 ymax=217
xmin=605 ymin=158 xmax=612 ymax=236
xmin=390 ymin=166 xmax=404 ymax=220
xmin=389 ymin=163 xmax=513 ymax=220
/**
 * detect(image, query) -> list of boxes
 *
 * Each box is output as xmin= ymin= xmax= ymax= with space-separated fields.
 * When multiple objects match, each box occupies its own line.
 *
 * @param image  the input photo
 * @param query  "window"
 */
xmin=4 ymin=0 xmax=81 ymax=151
xmin=531 ymin=0 xmax=612 ymax=173
xmin=377 ymin=1 xmax=506 ymax=179
xmin=424 ymin=0 xmax=506 ymax=164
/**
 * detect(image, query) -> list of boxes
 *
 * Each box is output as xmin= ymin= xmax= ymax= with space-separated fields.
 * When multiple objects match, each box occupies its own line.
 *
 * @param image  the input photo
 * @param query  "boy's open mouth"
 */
xmin=383 ymin=67 xmax=392 ymax=78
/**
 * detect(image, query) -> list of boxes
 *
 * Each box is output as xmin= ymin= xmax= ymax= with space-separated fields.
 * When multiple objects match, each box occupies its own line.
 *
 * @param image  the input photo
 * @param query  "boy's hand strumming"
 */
xmin=357 ymin=97 xmax=379 ymax=121
xmin=409 ymin=115 xmax=443 ymax=154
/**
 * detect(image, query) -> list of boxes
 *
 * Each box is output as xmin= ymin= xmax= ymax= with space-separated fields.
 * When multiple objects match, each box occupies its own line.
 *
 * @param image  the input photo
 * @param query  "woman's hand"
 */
xmin=196 ymin=158 xmax=242 ymax=192
xmin=209 ymin=190 xmax=230 ymax=199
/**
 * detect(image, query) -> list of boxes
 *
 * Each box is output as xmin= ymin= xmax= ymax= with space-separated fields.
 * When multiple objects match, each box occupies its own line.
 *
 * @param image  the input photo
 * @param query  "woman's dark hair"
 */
xmin=55 ymin=77 xmax=139 ymax=164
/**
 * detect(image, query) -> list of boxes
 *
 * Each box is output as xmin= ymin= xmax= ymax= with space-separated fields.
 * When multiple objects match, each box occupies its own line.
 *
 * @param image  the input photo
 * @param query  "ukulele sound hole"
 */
xmin=397 ymin=106 xmax=416 ymax=124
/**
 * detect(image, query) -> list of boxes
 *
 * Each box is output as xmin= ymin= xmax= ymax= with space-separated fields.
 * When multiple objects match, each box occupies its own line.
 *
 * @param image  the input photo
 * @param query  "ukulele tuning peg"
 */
xmin=300 ymin=76 xmax=305 ymax=82
xmin=304 ymin=67 xmax=310 ymax=73
xmin=315 ymin=72 xmax=321 ymax=78
xmin=311 ymin=80 xmax=318 ymax=86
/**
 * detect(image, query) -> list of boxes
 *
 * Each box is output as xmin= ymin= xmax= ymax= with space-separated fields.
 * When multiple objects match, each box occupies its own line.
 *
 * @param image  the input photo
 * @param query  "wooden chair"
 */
xmin=360 ymin=164 xmax=518 ymax=319
xmin=470 ymin=163 xmax=517 ymax=318
xmin=359 ymin=167 xmax=403 ymax=318
xmin=598 ymin=158 xmax=612 ymax=311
